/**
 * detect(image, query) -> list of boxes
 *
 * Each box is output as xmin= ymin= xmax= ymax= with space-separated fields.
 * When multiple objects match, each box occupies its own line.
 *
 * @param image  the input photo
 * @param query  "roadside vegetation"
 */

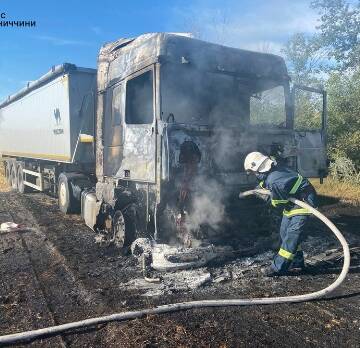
xmin=327 ymin=156 xmax=360 ymax=204
xmin=283 ymin=1 xmax=360 ymax=206
xmin=311 ymin=154 xmax=360 ymax=206
xmin=284 ymin=0 xmax=360 ymax=170
xmin=0 ymin=162 xmax=9 ymax=192
xmin=312 ymin=178 xmax=360 ymax=206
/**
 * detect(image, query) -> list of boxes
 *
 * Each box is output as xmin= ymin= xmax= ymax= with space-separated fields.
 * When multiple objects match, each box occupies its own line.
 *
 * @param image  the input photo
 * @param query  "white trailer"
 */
xmin=0 ymin=64 xmax=96 ymax=202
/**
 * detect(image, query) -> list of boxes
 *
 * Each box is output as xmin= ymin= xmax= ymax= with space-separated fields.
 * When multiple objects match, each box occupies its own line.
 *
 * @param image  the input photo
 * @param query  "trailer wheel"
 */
xmin=5 ymin=161 xmax=12 ymax=185
xmin=10 ymin=163 xmax=18 ymax=191
xmin=58 ymin=173 xmax=77 ymax=214
xmin=17 ymin=164 xmax=29 ymax=194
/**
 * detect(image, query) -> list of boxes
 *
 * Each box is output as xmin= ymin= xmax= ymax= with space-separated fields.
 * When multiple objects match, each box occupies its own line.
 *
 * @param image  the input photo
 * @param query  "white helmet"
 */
xmin=244 ymin=152 xmax=275 ymax=173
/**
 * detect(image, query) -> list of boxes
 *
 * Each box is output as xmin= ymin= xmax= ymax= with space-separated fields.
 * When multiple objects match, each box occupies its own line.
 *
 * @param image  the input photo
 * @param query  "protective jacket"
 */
xmin=256 ymin=165 xmax=317 ymax=273
xmin=257 ymin=165 xmax=317 ymax=216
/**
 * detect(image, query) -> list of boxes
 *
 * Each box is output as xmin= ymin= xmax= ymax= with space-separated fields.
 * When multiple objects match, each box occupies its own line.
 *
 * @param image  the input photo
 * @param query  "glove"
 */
xmin=254 ymin=191 xmax=271 ymax=204
xmin=239 ymin=190 xmax=270 ymax=204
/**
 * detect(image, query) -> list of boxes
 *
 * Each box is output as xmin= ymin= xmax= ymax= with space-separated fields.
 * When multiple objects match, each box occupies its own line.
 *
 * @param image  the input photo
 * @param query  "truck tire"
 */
xmin=113 ymin=206 xmax=136 ymax=248
xmin=58 ymin=173 xmax=78 ymax=214
xmin=5 ymin=161 xmax=12 ymax=185
xmin=10 ymin=163 xmax=18 ymax=191
xmin=17 ymin=163 xmax=30 ymax=194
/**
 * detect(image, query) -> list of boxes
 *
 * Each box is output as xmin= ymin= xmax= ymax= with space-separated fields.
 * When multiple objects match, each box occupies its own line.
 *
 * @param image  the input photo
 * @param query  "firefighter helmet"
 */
xmin=244 ymin=152 xmax=274 ymax=173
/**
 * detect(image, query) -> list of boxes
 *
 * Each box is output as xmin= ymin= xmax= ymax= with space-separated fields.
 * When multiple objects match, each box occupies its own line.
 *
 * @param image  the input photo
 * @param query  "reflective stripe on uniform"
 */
xmin=283 ymin=208 xmax=312 ymax=217
xmin=259 ymin=181 xmax=264 ymax=188
xmin=278 ymin=248 xmax=295 ymax=260
xmin=271 ymin=199 xmax=289 ymax=207
xmin=289 ymin=174 xmax=303 ymax=194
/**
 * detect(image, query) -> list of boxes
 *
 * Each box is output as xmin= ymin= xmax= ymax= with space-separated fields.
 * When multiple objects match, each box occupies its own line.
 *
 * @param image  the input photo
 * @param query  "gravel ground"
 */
xmin=0 ymin=191 xmax=359 ymax=347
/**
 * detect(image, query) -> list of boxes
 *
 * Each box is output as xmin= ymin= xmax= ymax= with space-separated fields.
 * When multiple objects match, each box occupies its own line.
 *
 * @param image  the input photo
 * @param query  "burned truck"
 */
xmin=0 ymin=33 xmax=328 ymax=251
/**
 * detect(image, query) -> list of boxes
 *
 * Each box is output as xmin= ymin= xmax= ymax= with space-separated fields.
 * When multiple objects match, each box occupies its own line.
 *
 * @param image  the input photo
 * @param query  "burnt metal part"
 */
xmin=95 ymin=33 xmax=289 ymax=182
xmin=112 ymin=210 xmax=126 ymax=248
xmin=113 ymin=208 xmax=138 ymax=248
xmin=94 ymin=200 xmax=138 ymax=247
xmin=155 ymin=124 xmax=294 ymax=246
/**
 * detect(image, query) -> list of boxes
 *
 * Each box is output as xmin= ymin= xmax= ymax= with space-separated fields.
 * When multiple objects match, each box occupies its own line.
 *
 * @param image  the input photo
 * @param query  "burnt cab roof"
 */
xmin=98 ymin=33 xmax=289 ymax=92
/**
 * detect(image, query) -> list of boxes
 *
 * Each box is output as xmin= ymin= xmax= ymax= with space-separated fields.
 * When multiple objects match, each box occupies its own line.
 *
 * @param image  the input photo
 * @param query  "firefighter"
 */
xmin=242 ymin=151 xmax=317 ymax=276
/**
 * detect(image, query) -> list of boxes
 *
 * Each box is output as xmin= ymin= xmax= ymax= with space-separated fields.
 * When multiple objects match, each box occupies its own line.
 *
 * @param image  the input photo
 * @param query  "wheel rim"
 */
xmin=59 ymin=182 xmax=67 ymax=207
xmin=113 ymin=211 xmax=126 ymax=248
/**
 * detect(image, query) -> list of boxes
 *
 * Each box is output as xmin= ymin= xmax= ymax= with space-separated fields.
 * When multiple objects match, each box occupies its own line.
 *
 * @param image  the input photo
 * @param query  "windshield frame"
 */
xmin=159 ymin=63 xmax=293 ymax=129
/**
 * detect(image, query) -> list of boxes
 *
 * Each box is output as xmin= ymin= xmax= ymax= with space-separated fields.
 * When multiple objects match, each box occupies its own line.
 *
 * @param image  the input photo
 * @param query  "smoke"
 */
xmin=160 ymin=36 xmax=289 ymax=244
xmin=185 ymin=176 xmax=226 ymax=233
xmin=161 ymin=64 xmax=249 ymax=126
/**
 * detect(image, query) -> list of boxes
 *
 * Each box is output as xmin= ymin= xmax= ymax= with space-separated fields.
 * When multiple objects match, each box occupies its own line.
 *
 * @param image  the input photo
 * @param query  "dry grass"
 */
xmin=311 ymin=177 xmax=360 ymax=206
xmin=0 ymin=161 xmax=10 ymax=192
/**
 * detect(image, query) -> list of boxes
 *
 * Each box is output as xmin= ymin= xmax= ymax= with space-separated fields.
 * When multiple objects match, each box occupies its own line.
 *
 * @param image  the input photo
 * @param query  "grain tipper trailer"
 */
xmin=0 ymin=33 xmax=328 ymax=249
xmin=0 ymin=64 xmax=96 ymax=195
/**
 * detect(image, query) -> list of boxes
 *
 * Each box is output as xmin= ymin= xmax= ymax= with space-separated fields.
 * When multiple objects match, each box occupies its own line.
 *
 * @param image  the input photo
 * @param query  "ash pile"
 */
xmin=124 ymin=234 xmax=359 ymax=297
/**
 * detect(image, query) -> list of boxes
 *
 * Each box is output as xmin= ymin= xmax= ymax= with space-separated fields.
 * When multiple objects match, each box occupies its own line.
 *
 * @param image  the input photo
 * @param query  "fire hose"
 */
xmin=0 ymin=189 xmax=350 ymax=346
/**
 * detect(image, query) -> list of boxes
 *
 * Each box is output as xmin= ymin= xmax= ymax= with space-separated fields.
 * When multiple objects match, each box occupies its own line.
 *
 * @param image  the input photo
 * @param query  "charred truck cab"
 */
xmin=0 ymin=33 xmax=327 ymax=251
xmin=88 ymin=33 xmax=328 ymax=248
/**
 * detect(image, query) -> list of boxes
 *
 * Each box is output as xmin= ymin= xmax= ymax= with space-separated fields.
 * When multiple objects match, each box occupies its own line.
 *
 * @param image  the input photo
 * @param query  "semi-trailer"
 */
xmin=0 ymin=33 xmax=328 ymax=250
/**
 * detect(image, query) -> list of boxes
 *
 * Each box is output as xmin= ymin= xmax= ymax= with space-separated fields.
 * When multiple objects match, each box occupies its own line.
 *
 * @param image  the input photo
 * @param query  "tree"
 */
xmin=325 ymin=69 xmax=360 ymax=166
xmin=282 ymin=33 xmax=325 ymax=84
xmin=282 ymin=1 xmax=360 ymax=169
xmin=282 ymin=34 xmax=325 ymax=133
xmin=311 ymin=0 xmax=360 ymax=70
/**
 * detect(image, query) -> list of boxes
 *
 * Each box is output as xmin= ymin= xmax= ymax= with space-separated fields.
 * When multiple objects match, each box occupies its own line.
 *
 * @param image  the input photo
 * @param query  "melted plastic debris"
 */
xmin=126 ymin=238 xmax=276 ymax=297
xmin=0 ymin=222 xmax=22 ymax=232
xmin=151 ymin=244 xmax=219 ymax=271
xmin=126 ymin=235 xmax=352 ymax=297
xmin=131 ymin=238 xmax=233 ymax=271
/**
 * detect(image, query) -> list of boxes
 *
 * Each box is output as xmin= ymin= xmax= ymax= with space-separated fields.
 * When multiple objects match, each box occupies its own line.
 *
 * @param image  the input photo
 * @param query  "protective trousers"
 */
xmin=271 ymin=214 xmax=309 ymax=273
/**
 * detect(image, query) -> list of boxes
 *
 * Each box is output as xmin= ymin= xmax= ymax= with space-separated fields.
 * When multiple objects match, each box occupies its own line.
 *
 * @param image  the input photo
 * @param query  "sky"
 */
xmin=0 ymin=0 xmax=319 ymax=101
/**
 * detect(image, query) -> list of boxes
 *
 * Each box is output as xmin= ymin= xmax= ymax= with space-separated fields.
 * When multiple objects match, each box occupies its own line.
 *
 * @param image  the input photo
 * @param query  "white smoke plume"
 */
xmin=185 ymin=176 xmax=227 ymax=233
